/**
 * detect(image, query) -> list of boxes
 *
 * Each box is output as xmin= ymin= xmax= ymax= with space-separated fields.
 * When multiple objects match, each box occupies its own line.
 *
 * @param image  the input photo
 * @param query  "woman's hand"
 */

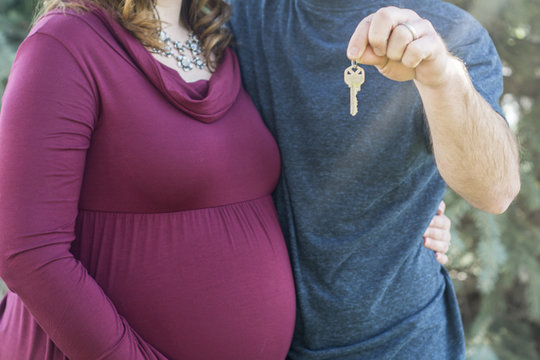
xmin=423 ymin=201 xmax=452 ymax=265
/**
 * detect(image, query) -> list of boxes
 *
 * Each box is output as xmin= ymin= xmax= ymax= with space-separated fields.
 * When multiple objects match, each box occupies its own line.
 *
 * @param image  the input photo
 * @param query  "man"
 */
xmin=229 ymin=0 xmax=520 ymax=359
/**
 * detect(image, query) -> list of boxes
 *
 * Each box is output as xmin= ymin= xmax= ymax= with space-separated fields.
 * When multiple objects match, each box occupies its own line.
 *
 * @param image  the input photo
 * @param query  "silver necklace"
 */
xmin=154 ymin=30 xmax=207 ymax=72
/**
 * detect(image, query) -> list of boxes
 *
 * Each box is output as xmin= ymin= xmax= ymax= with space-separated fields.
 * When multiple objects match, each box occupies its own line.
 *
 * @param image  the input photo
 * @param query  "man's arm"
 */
xmin=346 ymin=6 xmax=520 ymax=214
xmin=416 ymin=57 xmax=520 ymax=214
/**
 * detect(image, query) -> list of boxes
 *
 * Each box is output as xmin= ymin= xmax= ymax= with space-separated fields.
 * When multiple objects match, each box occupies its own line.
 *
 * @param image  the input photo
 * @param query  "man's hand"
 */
xmin=346 ymin=6 xmax=452 ymax=88
xmin=423 ymin=201 xmax=451 ymax=265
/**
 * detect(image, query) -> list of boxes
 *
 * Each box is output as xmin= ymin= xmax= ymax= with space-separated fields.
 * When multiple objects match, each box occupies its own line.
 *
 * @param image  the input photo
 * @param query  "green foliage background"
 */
xmin=0 ymin=0 xmax=539 ymax=358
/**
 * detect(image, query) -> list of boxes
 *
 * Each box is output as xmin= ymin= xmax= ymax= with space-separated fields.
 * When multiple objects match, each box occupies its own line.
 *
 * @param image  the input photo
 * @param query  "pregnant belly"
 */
xmin=74 ymin=196 xmax=296 ymax=359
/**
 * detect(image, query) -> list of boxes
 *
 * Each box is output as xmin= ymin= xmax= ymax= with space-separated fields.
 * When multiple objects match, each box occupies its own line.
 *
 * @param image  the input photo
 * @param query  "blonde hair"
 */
xmin=34 ymin=0 xmax=232 ymax=71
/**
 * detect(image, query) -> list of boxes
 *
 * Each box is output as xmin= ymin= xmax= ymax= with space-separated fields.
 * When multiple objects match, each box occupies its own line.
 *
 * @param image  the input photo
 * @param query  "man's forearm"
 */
xmin=415 ymin=56 xmax=520 ymax=214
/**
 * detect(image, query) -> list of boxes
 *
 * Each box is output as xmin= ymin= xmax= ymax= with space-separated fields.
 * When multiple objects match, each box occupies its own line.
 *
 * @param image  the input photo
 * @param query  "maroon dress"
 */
xmin=0 ymin=8 xmax=295 ymax=360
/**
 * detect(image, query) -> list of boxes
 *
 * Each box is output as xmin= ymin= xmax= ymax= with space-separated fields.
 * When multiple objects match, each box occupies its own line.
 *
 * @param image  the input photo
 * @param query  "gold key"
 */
xmin=344 ymin=61 xmax=365 ymax=116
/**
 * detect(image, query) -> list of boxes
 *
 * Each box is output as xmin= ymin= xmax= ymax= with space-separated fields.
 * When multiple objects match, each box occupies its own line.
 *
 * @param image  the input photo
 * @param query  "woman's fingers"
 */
xmin=424 ymin=237 xmax=450 ymax=254
xmin=424 ymin=200 xmax=452 ymax=265
xmin=438 ymin=200 xmax=446 ymax=215
xmin=435 ymin=252 xmax=449 ymax=265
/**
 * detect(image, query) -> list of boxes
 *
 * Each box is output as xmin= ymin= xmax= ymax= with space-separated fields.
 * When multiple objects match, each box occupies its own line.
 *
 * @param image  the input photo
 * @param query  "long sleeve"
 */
xmin=0 ymin=32 xmax=167 ymax=359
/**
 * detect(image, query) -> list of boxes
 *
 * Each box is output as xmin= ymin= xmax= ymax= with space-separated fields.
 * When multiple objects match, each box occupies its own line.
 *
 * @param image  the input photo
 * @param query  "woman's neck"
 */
xmin=155 ymin=0 xmax=183 ymax=28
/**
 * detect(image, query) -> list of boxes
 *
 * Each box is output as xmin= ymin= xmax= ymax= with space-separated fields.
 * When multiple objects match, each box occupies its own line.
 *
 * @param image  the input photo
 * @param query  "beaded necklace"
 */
xmin=154 ymin=30 xmax=207 ymax=72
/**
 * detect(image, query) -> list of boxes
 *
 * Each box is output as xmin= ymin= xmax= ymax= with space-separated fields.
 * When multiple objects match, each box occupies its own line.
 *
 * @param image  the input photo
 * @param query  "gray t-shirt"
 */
xmin=229 ymin=0 xmax=504 ymax=358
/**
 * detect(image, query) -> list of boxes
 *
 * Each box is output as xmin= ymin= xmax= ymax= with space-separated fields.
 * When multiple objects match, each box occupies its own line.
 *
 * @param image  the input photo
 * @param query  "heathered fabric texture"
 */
xmin=0 ymin=8 xmax=296 ymax=359
xmin=229 ymin=0 xmax=504 ymax=359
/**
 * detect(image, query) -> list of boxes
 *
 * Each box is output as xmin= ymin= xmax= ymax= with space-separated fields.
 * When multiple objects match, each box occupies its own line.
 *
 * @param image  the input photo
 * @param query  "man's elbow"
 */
xmin=479 ymin=178 xmax=521 ymax=214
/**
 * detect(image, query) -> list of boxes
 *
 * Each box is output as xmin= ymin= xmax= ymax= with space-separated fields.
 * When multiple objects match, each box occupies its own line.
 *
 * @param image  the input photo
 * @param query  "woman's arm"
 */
xmin=0 ymin=32 xmax=167 ymax=359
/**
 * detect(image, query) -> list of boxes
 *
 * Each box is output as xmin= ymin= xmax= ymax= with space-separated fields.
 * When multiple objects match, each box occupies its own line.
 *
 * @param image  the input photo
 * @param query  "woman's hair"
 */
xmin=34 ymin=0 xmax=232 ymax=71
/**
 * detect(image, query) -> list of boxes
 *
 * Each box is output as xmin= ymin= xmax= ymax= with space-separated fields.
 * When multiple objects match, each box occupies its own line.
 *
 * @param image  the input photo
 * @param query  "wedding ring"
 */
xmin=400 ymin=22 xmax=418 ymax=41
